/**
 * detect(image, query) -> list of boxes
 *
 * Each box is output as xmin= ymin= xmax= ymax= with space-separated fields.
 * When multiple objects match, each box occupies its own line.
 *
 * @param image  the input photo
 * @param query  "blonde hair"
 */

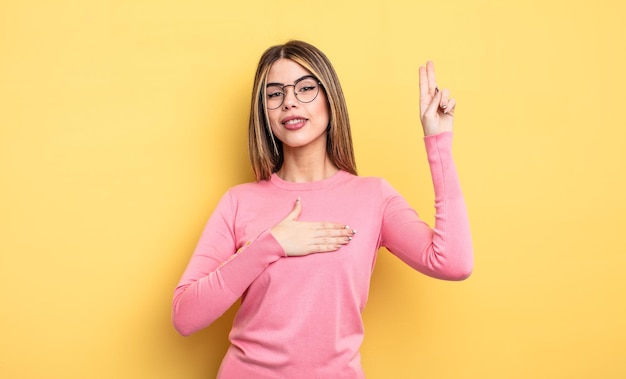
xmin=248 ymin=40 xmax=357 ymax=181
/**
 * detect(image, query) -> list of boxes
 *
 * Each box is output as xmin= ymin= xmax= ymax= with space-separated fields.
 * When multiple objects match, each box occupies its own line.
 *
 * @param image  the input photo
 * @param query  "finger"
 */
xmin=425 ymin=86 xmax=443 ymax=116
xmin=284 ymin=197 xmax=302 ymax=222
xmin=439 ymin=88 xmax=451 ymax=110
xmin=312 ymin=236 xmax=353 ymax=252
xmin=444 ymin=98 xmax=456 ymax=115
xmin=426 ymin=61 xmax=437 ymax=94
xmin=323 ymin=227 xmax=356 ymax=237
xmin=308 ymin=223 xmax=355 ymax=240
xmin=317 ymin=222 xmax=353 ymax=231
xmin=317 ymin=236 xmax=352 ymax=246
xmin=310 ymin=229 xmax=355 ymax=241
xmin=419 ymin=65 xmax=429 ymax=99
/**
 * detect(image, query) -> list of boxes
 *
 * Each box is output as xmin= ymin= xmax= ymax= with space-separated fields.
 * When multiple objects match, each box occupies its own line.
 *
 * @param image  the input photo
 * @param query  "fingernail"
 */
xmin=435 ymin=87 xmax=439 ymax=93
xmin=296 ymin=196 xmax=301 ymax=203
xmin=441 ymin=104 xmax=447 ymax=109
xmin=345 ymin=225 xmax=350 ymax=229
xmin=352 ymin=229 xmax=357 ymax=234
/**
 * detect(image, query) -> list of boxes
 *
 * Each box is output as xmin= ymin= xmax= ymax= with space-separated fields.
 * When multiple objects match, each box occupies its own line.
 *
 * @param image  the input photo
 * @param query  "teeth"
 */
xmin=285 ymin=119 xmax=305 ymax=125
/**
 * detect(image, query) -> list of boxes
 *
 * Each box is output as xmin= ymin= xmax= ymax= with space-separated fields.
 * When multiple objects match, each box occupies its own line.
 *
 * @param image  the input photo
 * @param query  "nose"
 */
xmin=282 ymin=85 xmax=298 ymax=109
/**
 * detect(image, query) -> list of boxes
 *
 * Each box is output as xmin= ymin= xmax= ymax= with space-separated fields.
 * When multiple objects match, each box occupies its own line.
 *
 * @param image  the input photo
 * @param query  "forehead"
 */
xmin=267 ymin=59 xmax=313 ymax=83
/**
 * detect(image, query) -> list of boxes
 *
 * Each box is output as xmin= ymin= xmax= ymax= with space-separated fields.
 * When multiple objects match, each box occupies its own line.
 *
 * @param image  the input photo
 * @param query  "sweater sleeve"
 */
xmin=380 ymin=132 xmax=473 ymax=280
xmin=172 ymin=190 xmax=285 ymax=336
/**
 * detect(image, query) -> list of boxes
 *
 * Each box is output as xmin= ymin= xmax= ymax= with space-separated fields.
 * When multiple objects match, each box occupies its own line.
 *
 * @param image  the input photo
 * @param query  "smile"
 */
xmin=284 ymin=118 xmax=307 ymax=125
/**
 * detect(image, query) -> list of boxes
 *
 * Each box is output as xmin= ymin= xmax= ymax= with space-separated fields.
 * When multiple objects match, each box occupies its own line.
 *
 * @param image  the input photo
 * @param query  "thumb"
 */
xmin=284 ymin=197 xmax=302 ymax=222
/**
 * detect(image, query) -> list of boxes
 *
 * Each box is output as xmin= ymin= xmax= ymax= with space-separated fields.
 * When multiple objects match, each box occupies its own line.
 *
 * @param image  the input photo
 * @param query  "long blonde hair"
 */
xmin=248 ymin=40 xmax=357 ymax=181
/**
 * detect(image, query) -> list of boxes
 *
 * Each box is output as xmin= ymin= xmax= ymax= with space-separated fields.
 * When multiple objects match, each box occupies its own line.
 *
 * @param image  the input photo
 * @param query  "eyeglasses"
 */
xmin=265 ymin=75 xmax=322 ymax=110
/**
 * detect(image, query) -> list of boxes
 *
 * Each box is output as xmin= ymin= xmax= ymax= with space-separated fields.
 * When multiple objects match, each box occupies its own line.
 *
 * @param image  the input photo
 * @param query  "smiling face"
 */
xmin=248 ymin=41 xmax=356 ymax=181
xmin=266 ymin=58 xmax=330 ymax=153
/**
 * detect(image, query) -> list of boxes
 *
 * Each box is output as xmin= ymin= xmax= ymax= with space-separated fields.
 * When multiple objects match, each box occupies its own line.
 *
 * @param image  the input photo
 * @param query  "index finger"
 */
xmin=426 ymin=61 xmax=437 ymax=94
xmin=317 ymin=222 xmax=351 ymax=231
xmin=419 ymin=65 xmax=429 ymax=99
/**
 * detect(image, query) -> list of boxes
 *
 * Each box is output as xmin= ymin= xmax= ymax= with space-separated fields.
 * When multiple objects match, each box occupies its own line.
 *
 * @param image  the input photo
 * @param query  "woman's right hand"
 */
xmin=270 ymin=198 xmax=356 ymax=256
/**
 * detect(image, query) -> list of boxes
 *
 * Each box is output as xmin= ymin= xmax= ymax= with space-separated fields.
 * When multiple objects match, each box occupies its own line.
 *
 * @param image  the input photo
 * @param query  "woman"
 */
xmin=172 ymin=40 xmax=473 ymax=379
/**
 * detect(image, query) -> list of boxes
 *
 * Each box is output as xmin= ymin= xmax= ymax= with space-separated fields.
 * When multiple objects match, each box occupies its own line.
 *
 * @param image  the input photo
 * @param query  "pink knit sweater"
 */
xmin=172 ymin=132 xmax=473 ymax=378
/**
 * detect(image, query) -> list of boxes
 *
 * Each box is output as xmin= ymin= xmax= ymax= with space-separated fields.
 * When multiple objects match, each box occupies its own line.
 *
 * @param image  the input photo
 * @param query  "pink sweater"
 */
xmin=172 ymin=132 xmax=473 ymax=379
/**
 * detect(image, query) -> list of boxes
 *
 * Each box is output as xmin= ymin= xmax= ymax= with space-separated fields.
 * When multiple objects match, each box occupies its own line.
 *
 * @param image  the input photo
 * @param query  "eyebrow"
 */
xmin=266 ymin=75 xmax=317 ymax=87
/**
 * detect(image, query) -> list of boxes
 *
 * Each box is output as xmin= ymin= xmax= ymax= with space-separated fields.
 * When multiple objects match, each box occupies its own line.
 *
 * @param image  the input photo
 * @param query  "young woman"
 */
xmin=172 ymin=40 xmax=473 ymax=379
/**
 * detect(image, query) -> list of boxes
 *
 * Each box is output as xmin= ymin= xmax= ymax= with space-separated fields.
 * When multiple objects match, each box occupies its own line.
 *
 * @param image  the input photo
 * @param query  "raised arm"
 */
xmin=380 ymin=62 xmax=472 ymax=280
xmin=380 ymin=132 xmax=473 ymax=280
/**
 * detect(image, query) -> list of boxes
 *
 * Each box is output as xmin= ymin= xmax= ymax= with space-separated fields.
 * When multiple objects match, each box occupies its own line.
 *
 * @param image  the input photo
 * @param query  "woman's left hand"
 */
xmin=419 ymin=61 xmax=455 ymax=136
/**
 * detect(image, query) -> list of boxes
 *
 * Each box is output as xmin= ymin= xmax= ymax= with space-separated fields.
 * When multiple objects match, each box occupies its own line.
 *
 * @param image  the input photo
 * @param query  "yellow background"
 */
xmin=1 ymin=0 xmax=625 ymax=378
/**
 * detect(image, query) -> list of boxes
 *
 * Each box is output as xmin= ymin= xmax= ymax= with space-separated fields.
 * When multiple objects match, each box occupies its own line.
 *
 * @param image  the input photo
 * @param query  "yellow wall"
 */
xmin=1 ymin=0 xmax=625 ymax=378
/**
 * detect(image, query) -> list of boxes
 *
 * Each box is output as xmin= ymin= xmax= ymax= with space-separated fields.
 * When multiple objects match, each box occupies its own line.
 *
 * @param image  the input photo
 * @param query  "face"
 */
xmin=265 ymin=59 xmax=330 ymax=153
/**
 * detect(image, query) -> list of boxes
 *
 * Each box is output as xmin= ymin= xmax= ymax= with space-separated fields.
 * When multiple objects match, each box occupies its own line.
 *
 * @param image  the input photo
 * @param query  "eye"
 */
xmin=267 ymin=91 xmax=284 ymax=98
xmin=266 ymin=87 xmax=284 ymax=98
xmin=297 ymin=81 xmax=318 ymax=92
xmin=299 ymin=85 xmax=315 ymax=92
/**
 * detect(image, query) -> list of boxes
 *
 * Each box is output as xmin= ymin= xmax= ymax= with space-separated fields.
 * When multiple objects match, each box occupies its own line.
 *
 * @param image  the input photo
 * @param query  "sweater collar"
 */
xmin=269 ymin=170 xmax=350 ymax=191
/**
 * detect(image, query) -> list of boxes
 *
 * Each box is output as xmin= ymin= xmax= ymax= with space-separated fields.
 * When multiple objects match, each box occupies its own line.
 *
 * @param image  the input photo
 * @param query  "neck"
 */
xmin=277 ymin=146 xmax=338 ymax=183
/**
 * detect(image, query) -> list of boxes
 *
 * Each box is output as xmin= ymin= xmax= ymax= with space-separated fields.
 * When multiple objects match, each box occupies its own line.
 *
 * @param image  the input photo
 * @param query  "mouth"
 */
xmin=282 ymin=118 xmax=307 ymax=130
